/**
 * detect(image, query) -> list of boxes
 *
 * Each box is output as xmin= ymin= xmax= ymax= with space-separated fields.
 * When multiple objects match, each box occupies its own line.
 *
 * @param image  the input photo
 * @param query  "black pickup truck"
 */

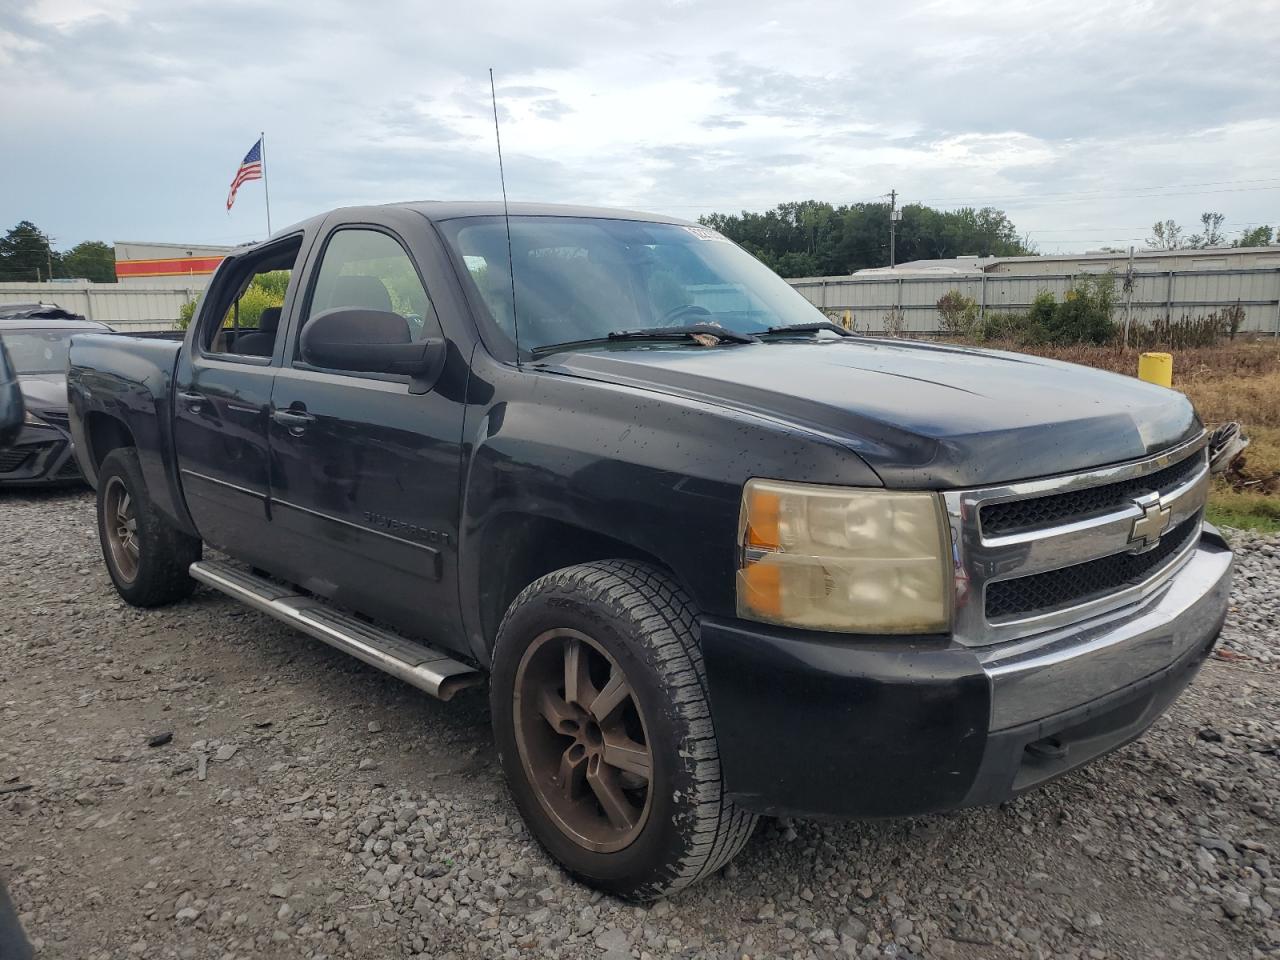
xmin=68 ymin=202 xmax=1232 ymax=899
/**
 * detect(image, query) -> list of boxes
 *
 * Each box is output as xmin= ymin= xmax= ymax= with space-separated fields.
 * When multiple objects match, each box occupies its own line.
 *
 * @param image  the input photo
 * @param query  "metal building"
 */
xmin=113 ymin=241 xmax=232 ymax=285
xmin=0 ymin=240 xmax=234 ymax=330
xmin=789 ymin=246 xmax=1280 ymax=335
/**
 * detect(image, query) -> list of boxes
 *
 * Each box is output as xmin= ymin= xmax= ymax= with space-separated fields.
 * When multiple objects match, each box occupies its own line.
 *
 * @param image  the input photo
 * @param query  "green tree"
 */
xmin=1236 ymin=225 xmax=1274 ymax=247
xmin=1188 ymin=211 xmax=1226 ymax=248
xmin=60 ymin=240 xmax=116 ymax=282
xmin=701 ymin=200 xmax=1036 ymax=276
xmin=1147 ymin=220 xmax=1184 ymax=250
xmin=0 ymin=220 xmax=60 ymax=282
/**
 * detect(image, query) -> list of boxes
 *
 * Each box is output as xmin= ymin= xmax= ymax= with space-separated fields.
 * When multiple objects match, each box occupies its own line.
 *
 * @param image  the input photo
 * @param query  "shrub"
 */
xmin=222 ymin=281 xmax=282 ymax=329
xmin=175 ymin=271 xmax=288 ymax=332
xmin=965 ymin=278 xmax=1115 ymax=346
xmin=980 ymin=309 xmax=1045 ymax=345
xmin=937 ymin=290 xmax=980 ymax=337
xmin=1045 ymin=274 xmax=1115 ymax=345
xmin=1028 ymin=290 xmax=1057 ymax=333
xmin=1223 ymin=302 xmax=1245 ymax=340
xmin=881 ymin=306 xmax=906 ymax=337
xmin=1127 ymin=305 xmax=1244 ymax=351
xmin=973 ymin=293 xmax=1056 ymax=345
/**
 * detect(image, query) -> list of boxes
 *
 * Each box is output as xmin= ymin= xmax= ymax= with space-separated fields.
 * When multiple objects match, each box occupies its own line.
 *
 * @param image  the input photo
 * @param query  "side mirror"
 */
xmin=300 ymin=307 xmax=444 ymax=383
xmin=0 ymin=338 xmax=24 ymax=448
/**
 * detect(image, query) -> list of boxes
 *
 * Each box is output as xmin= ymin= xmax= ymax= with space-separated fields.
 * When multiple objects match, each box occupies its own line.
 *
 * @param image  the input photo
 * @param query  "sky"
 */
xmin=2 ymin=0 xmax=1279 ymax=255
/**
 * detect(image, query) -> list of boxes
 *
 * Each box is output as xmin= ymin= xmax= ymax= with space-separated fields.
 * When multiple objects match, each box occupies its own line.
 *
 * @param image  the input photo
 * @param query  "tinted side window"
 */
xmin=303 ymin=229 xmax=437 ymax=345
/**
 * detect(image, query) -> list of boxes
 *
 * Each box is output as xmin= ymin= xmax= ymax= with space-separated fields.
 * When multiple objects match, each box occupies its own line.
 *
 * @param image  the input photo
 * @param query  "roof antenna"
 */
xmin=489 ymin=68 xmax=520 ymax=363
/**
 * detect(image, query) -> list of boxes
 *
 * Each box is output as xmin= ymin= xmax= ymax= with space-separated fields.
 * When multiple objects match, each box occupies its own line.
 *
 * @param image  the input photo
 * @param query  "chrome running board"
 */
xmin=189 ymin=559 xmax=482 ymax=701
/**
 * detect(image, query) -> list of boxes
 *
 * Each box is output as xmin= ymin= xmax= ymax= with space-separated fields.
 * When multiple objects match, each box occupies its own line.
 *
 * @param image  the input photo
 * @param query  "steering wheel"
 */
xmin=659 ymin=303 xmax=712 ymax=326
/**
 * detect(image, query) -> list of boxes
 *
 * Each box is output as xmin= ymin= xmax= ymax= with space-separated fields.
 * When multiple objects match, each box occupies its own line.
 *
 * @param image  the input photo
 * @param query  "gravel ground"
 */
xmin=2 ymin=489 xmax=1278 ymax=960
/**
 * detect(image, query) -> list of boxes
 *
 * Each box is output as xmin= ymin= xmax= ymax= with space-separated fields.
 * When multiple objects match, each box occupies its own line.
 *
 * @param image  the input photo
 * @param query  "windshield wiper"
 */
xmin=530 ymin=324 xmax=759 ymax=358
xmin=759 ymin=321 xmax=855 ymax=338
xmin=608 ymin=325 xmax=760 ymax=345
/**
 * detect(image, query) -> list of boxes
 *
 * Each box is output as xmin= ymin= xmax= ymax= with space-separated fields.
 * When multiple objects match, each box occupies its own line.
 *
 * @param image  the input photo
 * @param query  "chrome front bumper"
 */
xmin=978 ymin=526 xmax=1233 ymax=731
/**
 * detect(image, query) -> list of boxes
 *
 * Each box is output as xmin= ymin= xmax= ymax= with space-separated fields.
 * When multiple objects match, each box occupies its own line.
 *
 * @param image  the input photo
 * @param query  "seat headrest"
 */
xmin=258 ymin=306 xmax=282 ymax=333
xmin=326 ymin=276 xmax=393 ymax=313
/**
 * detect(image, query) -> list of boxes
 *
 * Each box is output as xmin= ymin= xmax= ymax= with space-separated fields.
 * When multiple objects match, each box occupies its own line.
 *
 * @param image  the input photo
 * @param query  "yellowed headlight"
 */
xmin=737 ymin=479 xmax=951 ymax=634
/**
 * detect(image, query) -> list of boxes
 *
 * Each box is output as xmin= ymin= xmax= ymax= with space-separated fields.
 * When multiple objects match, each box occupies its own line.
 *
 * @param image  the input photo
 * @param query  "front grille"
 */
xmin=0 ymin=449 xmax=32 ymax=473
xmin=985 ymin=514 xmax=1200 ymax=621
xmin=980 ymin=452 xmax=1204 ymax=536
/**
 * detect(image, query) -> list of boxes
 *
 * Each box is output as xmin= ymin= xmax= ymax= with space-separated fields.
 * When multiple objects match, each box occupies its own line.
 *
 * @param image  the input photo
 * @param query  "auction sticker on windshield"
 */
xmin=682 ymin=225 xmax=730 ymax=242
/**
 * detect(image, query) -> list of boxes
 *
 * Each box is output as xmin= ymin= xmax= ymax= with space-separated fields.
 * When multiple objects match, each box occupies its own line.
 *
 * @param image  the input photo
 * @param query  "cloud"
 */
xmin=1 ymin=0 xmax=1277 ymax=253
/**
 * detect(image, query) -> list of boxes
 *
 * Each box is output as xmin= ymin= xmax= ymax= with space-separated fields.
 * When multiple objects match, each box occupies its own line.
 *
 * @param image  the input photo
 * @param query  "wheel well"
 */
xmin=479 ymin=515 xmax=672 ymax=651
xmin=85 ymin=413 xmax=135 ymax=471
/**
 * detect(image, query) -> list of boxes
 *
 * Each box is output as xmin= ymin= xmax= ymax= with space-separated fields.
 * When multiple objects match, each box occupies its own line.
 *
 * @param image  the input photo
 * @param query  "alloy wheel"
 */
xmin=512 ymin=628 xmax=654 ymax=853
xmin=103 ymin=476 xmax=140 ymax=582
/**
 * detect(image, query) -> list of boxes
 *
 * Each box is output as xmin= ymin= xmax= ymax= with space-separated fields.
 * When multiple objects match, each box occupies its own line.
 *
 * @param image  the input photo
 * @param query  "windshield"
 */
xmin=438 ymin=216 xmax=829 ymax=352
xmin=4 ymin=330 xmax=75 ymax=375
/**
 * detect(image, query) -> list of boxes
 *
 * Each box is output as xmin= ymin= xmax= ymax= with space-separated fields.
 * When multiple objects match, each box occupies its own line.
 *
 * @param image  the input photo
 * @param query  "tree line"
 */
xmin=699 ymin=200 xmax=1036 ymax=277
xmin=1147 ymin=212 xmax=1273 ymax=250
xmin=0 ymin=221 xmax=116 ymax=283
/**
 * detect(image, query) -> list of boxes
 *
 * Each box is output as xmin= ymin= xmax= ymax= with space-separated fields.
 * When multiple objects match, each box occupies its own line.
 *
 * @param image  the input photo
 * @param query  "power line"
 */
xmin=914 ymin=179 xmax=1280 ymax=207
xmin=1024 ymin=218 xmax=1278 ymax=235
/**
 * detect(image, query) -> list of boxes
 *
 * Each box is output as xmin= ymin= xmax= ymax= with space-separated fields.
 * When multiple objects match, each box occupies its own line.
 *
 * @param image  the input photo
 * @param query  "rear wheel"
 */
xmin=491 ymin=560 xmax=756 ymax=900
xmin=96 ymin=448 xmax=201 ymax=607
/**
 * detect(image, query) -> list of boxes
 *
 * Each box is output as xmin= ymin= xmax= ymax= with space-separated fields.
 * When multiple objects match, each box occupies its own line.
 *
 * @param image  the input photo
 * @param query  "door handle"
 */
xmin=178 ymin=391 xmax=205 ymax=412
xmin=272 ymin=408 xmax=316 ymax=434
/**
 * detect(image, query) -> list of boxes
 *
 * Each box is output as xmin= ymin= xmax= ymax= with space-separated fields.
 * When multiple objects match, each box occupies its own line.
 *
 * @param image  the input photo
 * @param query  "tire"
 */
xmin=96 ymin=447 xmax=202 ymax=607
xmin=490 ymin=560 xmax=757 ymax=900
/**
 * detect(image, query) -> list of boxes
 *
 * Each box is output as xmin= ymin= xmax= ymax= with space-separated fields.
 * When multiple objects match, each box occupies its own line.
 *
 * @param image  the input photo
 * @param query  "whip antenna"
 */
xmin=489 ymin=68 xmax=520 ymax=361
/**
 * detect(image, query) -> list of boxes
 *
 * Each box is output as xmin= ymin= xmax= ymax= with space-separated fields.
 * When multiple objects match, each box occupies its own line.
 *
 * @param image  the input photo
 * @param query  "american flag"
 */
xmin=226 ymin=138 xmax=264 ymax=211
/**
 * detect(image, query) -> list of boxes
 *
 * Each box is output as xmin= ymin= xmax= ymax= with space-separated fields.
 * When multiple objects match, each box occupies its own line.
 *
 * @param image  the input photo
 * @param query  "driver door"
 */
xmin=266 ymin=218 xmax=467 ymax=649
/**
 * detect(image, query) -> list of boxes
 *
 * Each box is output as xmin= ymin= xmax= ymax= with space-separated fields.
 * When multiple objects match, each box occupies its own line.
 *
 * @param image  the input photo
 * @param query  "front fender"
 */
xmin=456 ymin=358 xmax=880 ymax=661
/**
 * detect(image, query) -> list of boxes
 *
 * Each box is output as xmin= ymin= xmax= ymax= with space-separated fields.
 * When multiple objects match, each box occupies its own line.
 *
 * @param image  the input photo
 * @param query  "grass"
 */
xmin=979 ymin=338 xmax=1280 ymax=531
xmin=1205 ymin=486 xmax=1280 ymax=534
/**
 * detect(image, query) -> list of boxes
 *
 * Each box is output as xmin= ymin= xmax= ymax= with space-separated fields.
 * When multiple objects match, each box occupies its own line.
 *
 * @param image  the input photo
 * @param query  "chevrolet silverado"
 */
xmin=67 ymin=202 xmax=1232 ymax=899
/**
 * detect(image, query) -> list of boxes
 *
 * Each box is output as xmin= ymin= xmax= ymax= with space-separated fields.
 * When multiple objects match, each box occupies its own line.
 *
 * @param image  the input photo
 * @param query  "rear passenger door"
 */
xmin=266 ymin=213 xmax=468 ymax=651
xmin=173 ymin=235 xmax=304 ymax=567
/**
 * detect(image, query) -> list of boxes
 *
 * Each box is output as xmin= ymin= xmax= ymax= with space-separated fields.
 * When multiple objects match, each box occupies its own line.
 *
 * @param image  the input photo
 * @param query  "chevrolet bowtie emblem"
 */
xmin=1128 ymin=493 xmax=1171 ymax=552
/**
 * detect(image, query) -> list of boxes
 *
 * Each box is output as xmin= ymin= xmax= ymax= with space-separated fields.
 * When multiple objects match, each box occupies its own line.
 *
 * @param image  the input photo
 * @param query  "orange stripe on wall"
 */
xmin=115 ymin=256 xmax=225 ymax=278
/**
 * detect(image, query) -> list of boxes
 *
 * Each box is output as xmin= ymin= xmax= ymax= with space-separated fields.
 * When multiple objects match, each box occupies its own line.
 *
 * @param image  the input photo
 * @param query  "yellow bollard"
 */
xmin=1138 ymin=352 xmax=1173 ymax=387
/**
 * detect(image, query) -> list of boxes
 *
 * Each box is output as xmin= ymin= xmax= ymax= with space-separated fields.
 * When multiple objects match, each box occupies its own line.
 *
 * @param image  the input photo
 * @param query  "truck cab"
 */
xmin=68 ymin=202 xmax=1231 ymax=900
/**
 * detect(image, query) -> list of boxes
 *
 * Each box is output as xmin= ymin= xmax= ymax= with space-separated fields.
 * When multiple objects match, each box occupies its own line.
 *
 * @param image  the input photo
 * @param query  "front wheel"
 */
xmin=490 ymin=560 xmax=756 ymax=900
xmin=96 ymin=447 xmax=202 ymax=607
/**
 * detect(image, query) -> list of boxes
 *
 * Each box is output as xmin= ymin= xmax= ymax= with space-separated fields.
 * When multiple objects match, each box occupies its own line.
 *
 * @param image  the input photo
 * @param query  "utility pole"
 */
xmin=888 ymin=189 xmax=899 ymax=268
xmin=1123 ymin=245 xmax=1135 ymax=348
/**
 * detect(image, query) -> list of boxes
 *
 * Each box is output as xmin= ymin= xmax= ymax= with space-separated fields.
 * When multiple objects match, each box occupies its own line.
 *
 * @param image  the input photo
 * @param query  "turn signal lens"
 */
xmin=745 ymin=489 xmax=780 ymax=549
xmin=737 ymin=480 xmax=951 ymax=634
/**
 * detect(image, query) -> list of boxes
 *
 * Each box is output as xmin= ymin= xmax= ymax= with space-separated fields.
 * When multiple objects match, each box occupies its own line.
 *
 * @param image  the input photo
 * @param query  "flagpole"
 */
xmin=260 ymin=131 xmax=273 ymax=237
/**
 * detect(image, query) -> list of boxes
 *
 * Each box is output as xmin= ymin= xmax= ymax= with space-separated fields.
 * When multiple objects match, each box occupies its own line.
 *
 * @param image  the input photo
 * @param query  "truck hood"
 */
xmin=543 ymin=338 xmax=1201 ymax=488
xmin=18 ymin=373 xmax=68 ymax=413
